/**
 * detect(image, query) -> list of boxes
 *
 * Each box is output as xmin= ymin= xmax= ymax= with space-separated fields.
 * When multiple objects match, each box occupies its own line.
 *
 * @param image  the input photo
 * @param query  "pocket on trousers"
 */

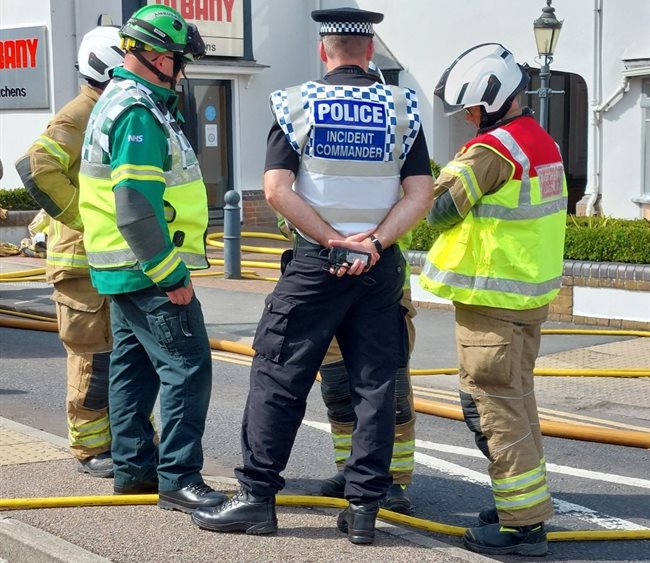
xmin=457 ymin=323 xmax=513 ymax=386
xmin=252 ymin=294 xmax=295 ymax=363
xmin=146 ymin=308 xmax=193 ymax=352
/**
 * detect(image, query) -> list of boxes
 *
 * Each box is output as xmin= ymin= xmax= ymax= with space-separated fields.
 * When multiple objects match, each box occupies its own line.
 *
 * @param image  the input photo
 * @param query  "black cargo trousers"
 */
xmin=235 ymin=239 xmax=408 ymax=504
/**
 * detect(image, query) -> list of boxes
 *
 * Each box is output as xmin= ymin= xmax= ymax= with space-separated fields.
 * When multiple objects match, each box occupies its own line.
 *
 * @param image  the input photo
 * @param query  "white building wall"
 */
xmin=325 ymin=0 xmax=649 ymax=217
xmin=237 ymin=0 xmax=315 ymax=193
xmin=1 ymin=0 xmax=648 ymax=219
xmin=0 ymin=0 xmax=121 ymax=190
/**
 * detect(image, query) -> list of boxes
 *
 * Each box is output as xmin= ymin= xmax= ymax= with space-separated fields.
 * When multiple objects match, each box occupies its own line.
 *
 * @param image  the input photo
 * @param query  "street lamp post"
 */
xmin=528 ymin=0 xmax=564 ymax=131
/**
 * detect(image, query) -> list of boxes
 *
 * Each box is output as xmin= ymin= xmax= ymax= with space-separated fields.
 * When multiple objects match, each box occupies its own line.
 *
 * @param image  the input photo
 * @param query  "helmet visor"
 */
xmin=183 ymin=24 xmax=206 ymax=62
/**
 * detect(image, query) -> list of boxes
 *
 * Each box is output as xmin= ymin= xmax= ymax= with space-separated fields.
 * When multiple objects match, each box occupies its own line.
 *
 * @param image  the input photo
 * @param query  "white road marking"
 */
xmin=414 ymin=439 xmax=650 ymax=489
xmin=301 ymin=419 xmax=649 ymax=531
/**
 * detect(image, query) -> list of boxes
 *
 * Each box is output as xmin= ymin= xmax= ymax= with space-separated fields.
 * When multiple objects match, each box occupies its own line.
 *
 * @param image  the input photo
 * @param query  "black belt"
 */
xmin=292 ymin=235 xmax=327 ymax=258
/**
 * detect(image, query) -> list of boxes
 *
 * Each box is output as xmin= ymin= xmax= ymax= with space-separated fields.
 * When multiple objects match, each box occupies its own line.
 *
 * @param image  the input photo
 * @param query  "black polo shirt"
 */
xmin=264 ymin=65 xmax=432 ymax=179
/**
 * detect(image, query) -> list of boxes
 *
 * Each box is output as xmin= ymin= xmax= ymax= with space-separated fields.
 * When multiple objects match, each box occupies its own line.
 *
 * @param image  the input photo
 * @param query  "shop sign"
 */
xmin=0 ymin=26 xmax=49 ymax=110
xmin=149 ymin=0 xmax=244 ymax=57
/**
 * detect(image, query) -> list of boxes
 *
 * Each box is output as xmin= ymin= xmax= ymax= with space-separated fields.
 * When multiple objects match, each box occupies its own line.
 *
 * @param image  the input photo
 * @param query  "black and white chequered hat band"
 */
xmin=319 ymin=21 xmax=374 ymax=36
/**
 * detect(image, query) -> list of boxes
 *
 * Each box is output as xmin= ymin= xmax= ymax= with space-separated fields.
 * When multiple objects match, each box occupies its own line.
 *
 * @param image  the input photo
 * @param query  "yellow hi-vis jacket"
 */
xmin=79 ymin=75 xmax=208 ymax=294
xmin=421 ymin=116 xmax=567 ymax=310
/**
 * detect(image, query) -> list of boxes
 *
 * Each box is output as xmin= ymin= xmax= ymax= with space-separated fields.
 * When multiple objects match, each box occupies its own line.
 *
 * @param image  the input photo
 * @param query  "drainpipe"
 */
xmin=585 ymin=0 xmax=603 ymax=216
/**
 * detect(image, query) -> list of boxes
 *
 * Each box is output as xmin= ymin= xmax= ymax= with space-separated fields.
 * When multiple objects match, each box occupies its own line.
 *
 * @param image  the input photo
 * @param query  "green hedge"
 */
xmin=0 ymin=188 xmax=39 ymax=210
xmin=410 ymin=216 xmax=650 ymax=264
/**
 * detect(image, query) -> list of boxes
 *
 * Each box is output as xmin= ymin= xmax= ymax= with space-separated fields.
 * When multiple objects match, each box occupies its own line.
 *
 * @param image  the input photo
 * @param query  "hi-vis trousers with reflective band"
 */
xmin=455 ymin=303 xmax=554 ymax=527
xmin=322 ymin=292 xmax=417 ymax=485
xmin=52 ymin=277 xmax=112 ymax=460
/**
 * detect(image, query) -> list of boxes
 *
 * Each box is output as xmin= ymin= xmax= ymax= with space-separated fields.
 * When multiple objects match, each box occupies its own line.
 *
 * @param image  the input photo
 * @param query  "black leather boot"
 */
xmin=337 ymin=502 xmax=379 ymax=545
xmin=464 ymin=522 xmax=548 ymax=556
xmin=191 ymin=488 xmax=277 ymax=535
xmin=319 ymin=471 xmax=345 ymax=498
xmin=380 ymin=484 xmax=413 ymax=515
xmin=77 ymin=452 xmax=114 ymax=478
xmin=158 ymin=482 xmax=227 ymax=513
xmin=478 ymin=506 xmax=499 ymax=526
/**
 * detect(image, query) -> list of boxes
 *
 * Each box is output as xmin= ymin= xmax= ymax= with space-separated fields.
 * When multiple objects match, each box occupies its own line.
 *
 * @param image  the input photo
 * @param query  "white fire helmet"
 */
xmin=434 ymin=43 xmax=529 ymax=116
xmin=76 ymin=26 xmax=125 ymax=85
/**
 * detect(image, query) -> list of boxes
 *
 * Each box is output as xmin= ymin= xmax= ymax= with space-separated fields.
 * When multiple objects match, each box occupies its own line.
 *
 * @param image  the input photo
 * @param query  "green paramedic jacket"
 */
xmin=78 ymin=68 xmax=208 ymax=295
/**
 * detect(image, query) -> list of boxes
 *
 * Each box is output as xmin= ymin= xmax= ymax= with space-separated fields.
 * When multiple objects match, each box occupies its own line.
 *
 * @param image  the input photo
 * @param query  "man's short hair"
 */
xmin=322 ymin=35 xmax=371 ymax=59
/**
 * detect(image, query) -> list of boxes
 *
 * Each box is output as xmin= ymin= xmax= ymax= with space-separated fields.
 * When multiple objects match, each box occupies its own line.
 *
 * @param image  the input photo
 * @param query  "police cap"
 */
xmin=311 ymin=7 xmax=383 ymax=37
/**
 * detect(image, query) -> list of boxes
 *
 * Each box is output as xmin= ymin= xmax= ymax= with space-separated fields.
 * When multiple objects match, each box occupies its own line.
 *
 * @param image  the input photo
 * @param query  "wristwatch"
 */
xmin=369 ymin=234 xmax=383 ymax=253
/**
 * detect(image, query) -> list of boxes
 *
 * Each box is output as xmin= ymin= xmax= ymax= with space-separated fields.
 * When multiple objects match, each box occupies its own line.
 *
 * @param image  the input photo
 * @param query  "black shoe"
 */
xmin=478 ymin=506 xmax=499 ymax=526
xmin=319 ymin=471 xmax=345 ymax=498
xmin=77 ymin=452 xmax=114 ymax=478
xmin=191 ymin=489 xmax=277 ymax=535
xmin=114 ymin=480 xmax=159 ymax=495
xmin=337 ymin=502 xmax=380 ymax=545
xmin=464 ymin=522 xmax=548 ymax=556
xmin=158 ymin=482 xmax=228 ymax=513
xmin=380 ymin=484 xmax=413 ymax=515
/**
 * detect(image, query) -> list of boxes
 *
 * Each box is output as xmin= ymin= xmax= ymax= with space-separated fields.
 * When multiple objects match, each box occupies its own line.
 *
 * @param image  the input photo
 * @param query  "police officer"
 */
xmin=420 ymin=43 xmax=567 ymax=556
xmin=192 ymin=7 xmax=432 ymax=545
xmin=78 ymin=5 xmax=226 ymax=512
xmin=16 ymin=26 xmax=125 ymax=478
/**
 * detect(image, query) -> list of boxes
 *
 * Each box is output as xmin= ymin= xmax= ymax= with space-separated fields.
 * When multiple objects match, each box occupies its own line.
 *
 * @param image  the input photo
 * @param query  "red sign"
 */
xmin=0 ymin=38 xmax=39 ymax=69
xmin=153 ymin=0 xmax=236 ymax=22
xmin=148 ymin=0 xmax=244 ymax=56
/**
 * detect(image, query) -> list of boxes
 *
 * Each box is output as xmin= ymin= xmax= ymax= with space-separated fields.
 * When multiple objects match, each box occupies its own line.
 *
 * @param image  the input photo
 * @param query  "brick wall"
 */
xmin=547 ymin=261 xmax=650 ymax=330
xmin=241 ymin=190 xmax=277 ymax=228
xmin=409 ymin=254 xmax=650 ymax=329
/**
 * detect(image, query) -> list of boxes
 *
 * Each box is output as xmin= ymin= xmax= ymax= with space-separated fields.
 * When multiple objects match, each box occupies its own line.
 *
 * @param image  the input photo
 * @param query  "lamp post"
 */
xmin=528 ymin=0 xmax=564 ymax=131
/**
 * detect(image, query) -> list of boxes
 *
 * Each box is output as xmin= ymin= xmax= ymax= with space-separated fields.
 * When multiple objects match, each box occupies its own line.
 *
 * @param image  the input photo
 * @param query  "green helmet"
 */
xmin=120 ymin=4 xmax=205 ymax=61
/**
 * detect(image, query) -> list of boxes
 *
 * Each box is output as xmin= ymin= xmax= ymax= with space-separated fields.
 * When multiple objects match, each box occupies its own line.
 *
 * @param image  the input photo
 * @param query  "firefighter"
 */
xmin=420 ymin=43 xmax=567 ymax=556
xmin=191 ymin=7 xmax=433 ymax=545
xmin=16 ymin=26 xmax=125 ymax=477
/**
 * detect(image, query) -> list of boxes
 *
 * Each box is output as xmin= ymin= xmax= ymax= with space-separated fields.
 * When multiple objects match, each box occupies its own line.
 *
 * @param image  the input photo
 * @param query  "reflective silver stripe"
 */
xmin=488 ymin=128 xmax=531 ymax=206
xmin=87 ymin=248 xmax=137 ymax=266
xmin=422 ymin=261 xmax=562 ymax=297
xmin=80 ymin=161 xmax=111 ymax=179
xmin=445 ymin=161 xmax=481 ymax=204
xmin=494 ymin=485 xmax=551 ymax=510
xmin=88 ymin=250 xmax=206 ymax=269
xmin=492 ymin=467 xmax=546 ymax=492
xmin=473 ymin=197 xmax=567 ymax=220
xmin=316 ymin=206 xmax=391 ymax=226
xmin=178 ymin=252 xmax=208 ymax=269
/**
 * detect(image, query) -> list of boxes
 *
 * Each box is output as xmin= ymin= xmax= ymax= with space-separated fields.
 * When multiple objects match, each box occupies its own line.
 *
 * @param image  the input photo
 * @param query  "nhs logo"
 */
xmin=128 ymin=134 xmax=143 ymax=142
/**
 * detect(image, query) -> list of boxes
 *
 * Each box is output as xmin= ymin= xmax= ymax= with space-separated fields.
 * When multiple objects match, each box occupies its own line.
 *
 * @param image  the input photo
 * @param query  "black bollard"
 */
xmin=223 ymin=190 xmax=241 ymax=279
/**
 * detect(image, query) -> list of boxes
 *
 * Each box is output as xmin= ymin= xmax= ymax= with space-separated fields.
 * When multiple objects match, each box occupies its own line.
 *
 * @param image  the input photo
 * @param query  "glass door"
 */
xmin=180 ymin=79 xmax=233 ymax=225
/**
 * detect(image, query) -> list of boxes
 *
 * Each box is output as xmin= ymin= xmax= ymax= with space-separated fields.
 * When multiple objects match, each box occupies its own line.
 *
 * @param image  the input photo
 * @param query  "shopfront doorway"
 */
xmin=179 ymin=79 xmax=233 ymax=225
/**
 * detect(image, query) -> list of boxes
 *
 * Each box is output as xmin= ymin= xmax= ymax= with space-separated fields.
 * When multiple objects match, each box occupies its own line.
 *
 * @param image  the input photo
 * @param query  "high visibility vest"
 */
xmin=420 ymin=116 xmax=567 ymax=310
xmin=269 ymin=81 xmax=421 ymax=239
xmin=79 ymin=79 xmax=208 ymax=272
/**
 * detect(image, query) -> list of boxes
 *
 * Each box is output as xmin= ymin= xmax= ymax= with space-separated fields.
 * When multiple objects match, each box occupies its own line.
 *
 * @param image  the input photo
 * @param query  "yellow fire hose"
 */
xmin=0 ymin=313 xmax=648 ymax=448
xmin=0 ymin=314 xmax=649 ymax=539
xmin=0 ymin=493 xmax=648 ymax=542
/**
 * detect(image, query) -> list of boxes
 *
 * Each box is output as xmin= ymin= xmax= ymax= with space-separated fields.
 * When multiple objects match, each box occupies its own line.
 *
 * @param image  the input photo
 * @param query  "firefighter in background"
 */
xmin=421 ymin=43 xmax=567 ymax=556
xmin=15 ymin=26 xmax=125 ymax=477
xmin=19 ymin=209 xmax=50 ymax=258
